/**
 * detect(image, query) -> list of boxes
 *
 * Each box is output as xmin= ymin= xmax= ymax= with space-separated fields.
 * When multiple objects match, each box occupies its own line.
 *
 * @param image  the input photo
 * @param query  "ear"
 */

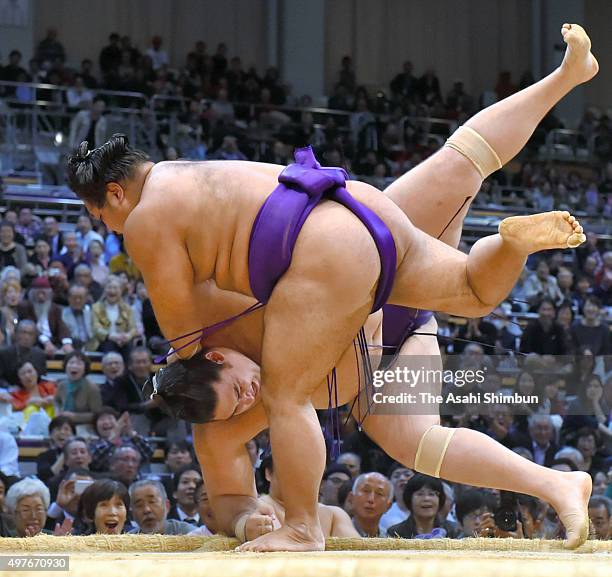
xmin=106 ymin=182 xmax=125 ymax=206
xmin=204 ymin=350 xmax=225 ymax=364
xmin=264 ymin=468 xmax=272 ymax=483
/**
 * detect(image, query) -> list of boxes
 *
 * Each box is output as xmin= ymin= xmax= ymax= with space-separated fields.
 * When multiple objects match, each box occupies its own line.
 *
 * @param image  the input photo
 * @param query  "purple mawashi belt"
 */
xmin=249 ymin=146 xmax=396 ymax=313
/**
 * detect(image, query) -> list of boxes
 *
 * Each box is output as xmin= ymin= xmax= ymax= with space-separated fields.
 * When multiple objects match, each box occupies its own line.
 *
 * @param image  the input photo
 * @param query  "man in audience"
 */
xmin=167 ymin=465 xmax=202 ymax=526
xmin=520 ymin=297 xmax=569 ymax=355
xmin=99 ymin=351 xmax=126 ymax=408
xmin=62 ymin=285 xmax=97 ymax=351
xmin=129 ymin=479 xmax=193 ymax=535
xmin=108 ymin=445 xmax=142 ymax=488
xmin=73 ymin=264 xmax=104 ymax=302
xmin=37 ymin=217 xmax=63 ymax=256
xmin=346 ymin=472 xmax=393 ymax=537
xmin=48 ymin=437 xmax=93 ymax=500
xmin=318 ymin=463 xmax=352 ymax=506
xmin=36 ymin=416 xmax=76 ymax=484
xmin=523 ymin=414 xmax=559 ymax=467
xmin=587 ymin=496 xmax=611 ymax=540
xmin=336 ymin=452 xmax=361 ymax=479
xmin=75 ymin=215 xmax=104 ymax=252
xmin=18 ymin=276 xmax=72 ymax=356
xmin=454 ymin=489 xmax=495 ymax=538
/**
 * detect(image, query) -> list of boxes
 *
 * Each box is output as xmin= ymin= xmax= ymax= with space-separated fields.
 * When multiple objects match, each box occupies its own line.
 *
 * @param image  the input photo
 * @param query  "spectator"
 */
xmin=563 ymin=374 xmax=608 ymax=441
xmin=387 ymin=474 xmax=459 ymax=539
xmin=145 ymin=36 xmax=169 ymax=71
xmin=167 ymin=465 xmax=202 ymax=526
xmin=62 ymin=284 xmax=97 ymax=351
xmin=336 ymin=452 xmax=361 ymax=479
xmin=68 ymin=99 xmax=109 ymax=149
xmin=66 ymin=75 xmax=94 ymax=110
xmin=163 ymin=440 xmax=194 ymax=475
xmin=575 ymin=427 xmax=603 ymax=475
xmin=0 ymin=221 xmax=27 ymax=270
xmin=78 ymin=479 xmax=130 ymax=535
xmin=54 ymin=231 xmax=85 ymax=277
xmin=556 ymin=300 xmax=574 ymax=333
xmin=379 ymin=464 xmax=414 ymax=534
xmin=37 ymin=217 xmax=63 ymax=256
xmin=99 ymin=33 xmax=122 ymax=76
xmin=0 ymin=320 xmax=47 ymax=387
xmin=55 ymin=351 xmax=102 ymax=425
xmin=73 ymin=263 xmax=103 ymax=303
xmin=588 ymin=496 xmax=611 ymax=540
xmin=35 ymin=28 xmax=65 ymax=65
xmin=485 ymin=403 xmax=529 ymax=448
xmin=453 ymin=317 xmax=498 ymax=354
xmin=189 ymin=479 xmax=216 ymax=535
xmin=523 ymin=414 xmax=558 ymax=467
xmin=209 ymin=135 xmax=247 ymax=161
xmin=554 ymin=447 xmax=585 ymax=471
xmin=128 ymin=480 xmax=193 ymax=535
xmin=18 ymin=277 xmax=72 ymax=357
xmin=29 ymin=238 xmax=52 ymax=273
xmin=75 ymin=216 xmax=104 ymax=253
xmin=570 ymin=296 xmax=610 ymax=356
xmin=79 ymin=59 xmax=98 ymax=89
xmin=346 ymin=472 xmax=392 ymax=537
xmin=0 ymin=431 xmax=19 ymax=477
xmin=5 ymin=478 xmax=51 ymax=537
xmin=593 ymin=471 xmax=609 ymax=496
xmin=86 ymin=240 xmax=109 ymax=287
xmin=390 ymin=61 xmax=417 ymax=101
xmin=319 ymin=462 xmax=352 ymax=506
xmin=5 ymin=360 xmax=56 ymax=419
xmin=99 ymin=352 xmax=126 ymax=407
xmin=46 ymin=467 xmax=94 ymax=534
xmin=92 ymin=275 xmax=138 ymax=357
xmin=0 ymin=279 xmax=22 ymax=346
xmin=209 ymin=87 xmax=235 ymax=124
xmin=524 ymin=261 xmax=564 ymax=308
xmin=89 ymin=408 xmax=153 ymax=472
xmin=48 ymin=261 xmax=70 ymax=307
xmin=108 ymin=445 xmax=142 ymax=487
xmin=2 ymin=50 xmax=27 ymax=83
xmin=36 ymin=415 xmax=76 ymax=484
xmin=15 ymin=208 xmax=41 ymax=246
xmin=520 ymin=298 xmax=568 ymax=355
xmin=455 ymin=489 xmax=494 ymax=538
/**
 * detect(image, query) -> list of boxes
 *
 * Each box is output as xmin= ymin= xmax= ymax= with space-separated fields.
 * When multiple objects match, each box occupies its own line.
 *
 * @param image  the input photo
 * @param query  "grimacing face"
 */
xmin=207 ymin=348 xmax=262 ymax=421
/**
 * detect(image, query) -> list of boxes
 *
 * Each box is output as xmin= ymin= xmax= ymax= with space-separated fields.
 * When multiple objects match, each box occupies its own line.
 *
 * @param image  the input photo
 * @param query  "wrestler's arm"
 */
xmin=123 ymin=210 xmax=203 ymax=359
xmin=326 ymin=505 xmax=360 ymax=537
xmin=193 ymin=402 xmax=268 ymax=536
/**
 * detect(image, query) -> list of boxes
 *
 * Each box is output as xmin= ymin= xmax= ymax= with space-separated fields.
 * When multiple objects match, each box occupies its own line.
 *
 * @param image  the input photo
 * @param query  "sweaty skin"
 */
xmin=86 ymin=22 xmax=596 ymax=552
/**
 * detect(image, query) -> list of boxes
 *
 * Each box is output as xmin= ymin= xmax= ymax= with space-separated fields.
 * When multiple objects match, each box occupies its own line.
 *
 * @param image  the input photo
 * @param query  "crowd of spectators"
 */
xmin=0 ymin=29 xmax=609 ymax=541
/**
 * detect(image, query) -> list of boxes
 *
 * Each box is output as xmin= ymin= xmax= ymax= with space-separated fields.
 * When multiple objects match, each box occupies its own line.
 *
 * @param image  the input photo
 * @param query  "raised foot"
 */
xmin=235 ymin=523 xmax=325 ymax=553
xmin=550 ymin=471 xmax=592 ymax=550
xmin=559 ymin=23 xmax=599 ymax=85
xmin=498 ymin=211 xmax=585 ymax=255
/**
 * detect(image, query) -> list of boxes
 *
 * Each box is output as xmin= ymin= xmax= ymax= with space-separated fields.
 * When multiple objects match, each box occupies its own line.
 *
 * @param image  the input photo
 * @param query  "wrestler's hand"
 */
xmin=244 ymin=502 xmax=281 ymax=541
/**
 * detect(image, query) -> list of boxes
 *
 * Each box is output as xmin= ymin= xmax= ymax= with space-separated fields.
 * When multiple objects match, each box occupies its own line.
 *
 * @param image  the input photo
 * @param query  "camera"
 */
xmin=493 ymin=490 xmax=522 ymax=532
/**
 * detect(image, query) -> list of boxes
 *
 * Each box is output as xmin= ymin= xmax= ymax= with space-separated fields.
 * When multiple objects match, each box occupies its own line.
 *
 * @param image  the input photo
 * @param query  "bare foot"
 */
xmin=559 ymin=23 xmax=599 ymax=86
xmin=549 ymin=471 xmax=592 ymax=549
xmin=235 ymin=522 xmax=325 ymax=552
xmin=499 ymin=210 xmax=585 ymax=254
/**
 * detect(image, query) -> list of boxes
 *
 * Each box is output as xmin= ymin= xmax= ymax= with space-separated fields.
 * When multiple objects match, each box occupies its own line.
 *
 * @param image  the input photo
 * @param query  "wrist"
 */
xmin=233 ymin=513 xmax=250 ymax=543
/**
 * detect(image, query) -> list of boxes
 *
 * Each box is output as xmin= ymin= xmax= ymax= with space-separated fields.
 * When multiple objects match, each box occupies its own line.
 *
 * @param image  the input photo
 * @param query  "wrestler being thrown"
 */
xmin=67 ymin=24 xmax=597 ymax=552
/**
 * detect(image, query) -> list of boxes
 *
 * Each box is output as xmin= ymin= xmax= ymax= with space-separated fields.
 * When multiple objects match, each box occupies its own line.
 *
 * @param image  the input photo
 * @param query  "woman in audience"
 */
xmin=5 ymin=478 xmax=51 ymax=537
xmin=92 ymin=275 xmax=138 ymax=357
xmin=387 ymin=474 xmax=458 ymax=539
xmin=563 ymin=374 xmax=608 ymax=442
xmin=78 ymin=479 xmax=130 ymax=535
xmin=87 ymin=239 xmax=109 ymax=286
xmin=5 ymin=360 xmax=56 ymax=420
xmin=55 ymin=351 xmax=102 ymax=425
xmin=0 ymin=221 xmax=27 ymax=271
xmin=0 ymin=278 xmax=21 ymax=346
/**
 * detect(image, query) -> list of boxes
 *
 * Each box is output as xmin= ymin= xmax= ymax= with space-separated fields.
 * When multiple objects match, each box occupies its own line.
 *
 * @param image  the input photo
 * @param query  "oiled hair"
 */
xmin=66 ymin=134 xmax=149 ymax=208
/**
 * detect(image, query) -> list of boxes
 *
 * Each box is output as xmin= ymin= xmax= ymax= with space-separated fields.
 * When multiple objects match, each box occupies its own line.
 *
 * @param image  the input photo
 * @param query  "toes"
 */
xmin=574 ymin=224 xmax=583 ymax=234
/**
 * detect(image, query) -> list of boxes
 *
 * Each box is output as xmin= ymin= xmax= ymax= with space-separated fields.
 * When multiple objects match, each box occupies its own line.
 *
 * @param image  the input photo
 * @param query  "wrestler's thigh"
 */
xmin=384 ymin=147 xmax=481 ymax=238
xmin=260 ymin=219 xmax=380 ymax=403
xmin=357 ymin=317 xmax=442 ymax=466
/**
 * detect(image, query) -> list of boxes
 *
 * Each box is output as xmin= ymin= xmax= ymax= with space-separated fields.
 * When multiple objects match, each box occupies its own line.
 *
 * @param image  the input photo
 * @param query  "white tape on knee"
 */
xmin=414 ymin=425 xmax=456 ymax=478
xmin=445 ymin=126 xmax=502 ymax=179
